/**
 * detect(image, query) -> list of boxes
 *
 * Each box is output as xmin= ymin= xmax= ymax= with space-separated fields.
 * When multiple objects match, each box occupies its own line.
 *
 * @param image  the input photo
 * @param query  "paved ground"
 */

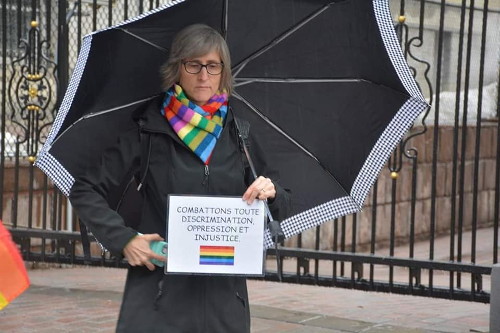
xmin=0 ymin=264 xmax=490 ymax=333
xmin=0 ymin=228 xmax=494 ymax=332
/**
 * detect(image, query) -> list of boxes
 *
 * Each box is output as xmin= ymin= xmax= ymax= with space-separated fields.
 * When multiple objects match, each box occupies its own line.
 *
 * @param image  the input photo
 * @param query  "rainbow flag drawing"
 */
xmin=199 ymin=245 xmax=234 ymax=266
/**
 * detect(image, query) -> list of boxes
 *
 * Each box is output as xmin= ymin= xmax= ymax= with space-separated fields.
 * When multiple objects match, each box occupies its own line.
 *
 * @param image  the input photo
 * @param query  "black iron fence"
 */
xmin=1 ymin=0 xmax=499 ymax=303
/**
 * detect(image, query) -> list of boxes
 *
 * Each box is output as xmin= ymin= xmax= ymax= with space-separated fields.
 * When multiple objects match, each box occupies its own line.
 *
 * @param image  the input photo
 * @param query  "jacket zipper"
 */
xmin=143 ymin=111 xmax=237 ymax=193
xmin=202 ymin=164 xmax=209 ymax=191
xmin=198 ymin=112 xmax=238 ymax=192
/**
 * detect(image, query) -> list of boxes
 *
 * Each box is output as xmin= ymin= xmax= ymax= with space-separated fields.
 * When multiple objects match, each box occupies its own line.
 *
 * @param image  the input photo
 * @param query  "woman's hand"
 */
xmin=242 ymin=176 xmax=276 ymax=205
xmin=123 ymin=233 xmax=166 ymax=271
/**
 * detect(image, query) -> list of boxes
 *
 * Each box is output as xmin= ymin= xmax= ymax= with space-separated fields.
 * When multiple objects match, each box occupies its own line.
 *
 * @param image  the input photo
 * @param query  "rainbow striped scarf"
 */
xmin=161 ymin=84 xmax=228 ymax=165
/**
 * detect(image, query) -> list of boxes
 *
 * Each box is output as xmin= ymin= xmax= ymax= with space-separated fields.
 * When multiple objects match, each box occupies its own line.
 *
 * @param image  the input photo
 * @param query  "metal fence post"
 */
xmin=57 ymin=0 xmax=69 ymax=104
xmin=491 ymin=264 xmax=500 ymax=332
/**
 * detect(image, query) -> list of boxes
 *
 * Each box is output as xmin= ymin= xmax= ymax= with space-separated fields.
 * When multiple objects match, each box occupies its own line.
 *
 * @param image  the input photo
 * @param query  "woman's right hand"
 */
xmin=123 ymin=233 xmax=166 ymax=271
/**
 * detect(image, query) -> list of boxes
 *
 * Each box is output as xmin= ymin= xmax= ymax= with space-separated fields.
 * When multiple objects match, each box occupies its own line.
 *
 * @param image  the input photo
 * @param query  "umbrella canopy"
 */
xmin=36 ymin=0 xmax=429 ymax=248
xmin=0 ymin=221 xmax=30 ymax=310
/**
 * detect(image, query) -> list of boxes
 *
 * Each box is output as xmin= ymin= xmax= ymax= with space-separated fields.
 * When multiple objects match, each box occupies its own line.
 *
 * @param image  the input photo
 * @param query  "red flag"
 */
xmin=0 ymin=221 xmax=30 ymax=310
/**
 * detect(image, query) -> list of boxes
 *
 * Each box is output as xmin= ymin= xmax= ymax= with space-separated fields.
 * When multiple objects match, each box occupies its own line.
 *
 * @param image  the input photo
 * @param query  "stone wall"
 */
xmin=289 ymin=123 xmax=499 ymax=251
xmin=3 ymin=124 xmax=498 ymax=253
xmin=1 ymin=160 xmax=61 ymax=230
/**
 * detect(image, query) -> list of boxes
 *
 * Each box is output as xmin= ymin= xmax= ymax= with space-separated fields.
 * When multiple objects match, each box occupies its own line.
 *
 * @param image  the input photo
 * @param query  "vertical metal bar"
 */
xmin=470 ymin=0 xmax=489 ymax=300
xmin=369 ymin=181 xmax=378 ymax=288
xmin=0 ymin=0 xmax=7 ymax=221
xmin=57 ymin=0 xmax=69 ymax=105
xmin=450 ymin=0 xmax=465 ymax=288
xmin=26 ymin=237 xmax=31 ymax=262
xmin=41 ymin=235 xmax=46 ymax=261
xmin=55 ymin=237 xmax=60 ymax=262
xmin=314 ymin=225 xmax=320 ymax=283
xmin=402 ymin=23 xmax=409 ymax=60
xmin=13 ymin=146 xmax=20 ymax=227
xmin=350 ymin=214 xmax=357 ymax=286
xmin=92 ymin=0 xmax=97 ymax=31
xmin=108 ymin=0 xmax=112 ymax=27
xmin=472 ymin=2 xmax=490 ymax=246
xmin=332 ymin=218 xmax=338 ymax=285
xmin=49 ymin=192 xmax=58 ymax=254
xmin=495 ymin=69 xmax=500 ymax=264
xmin=340 ymin=216 xmax=346 ymax=276
xmin=417 ymin=0 xmax=425 ymax=39
xmin=31 ymin=0 xmax=36 ymax=20
xmin=222 ymin=0 xmax=228 ymax=39
xmin=351 ymin=214 xmax=357 ymax=254
xmin=28 ymin=11 xmax=34 ymax=73
xmin=395 ymin=4 xmax=403 ymax=44
xmin=40 ymin=176 xmax=48 ymax=262
xmin=388 ymin=145 xmax=400 ymax=291
xmin=458 ymin=0 xmax=476 ymax=295
xmin=45 ymin=0 xmax=51 ymax=45
xmin=139 ymin=0 xmax=144 ymax=14
xmin=409 ymin=156 xmax=418 ymax=292
xmin=124 ymin=0 xmax=128 ymax=21
xmin=429 ymin=0 xmax=448 ymax=296
xmin=17 ymin=0 xmax=22 ymax=43
xmin=77 ymin=0 xmax=82 ymax=51
xmin=57 ymin=191 xmax=63 ymax=232
xmin=28 ymin=165 xmax=34 ymax=228
xmin=389 ymin=175 xmax=396 ymax=290
xmin=296 ymin=233 xmax=302 ymax=281
xmin=456 ymin=0 xmax=470 ymax=288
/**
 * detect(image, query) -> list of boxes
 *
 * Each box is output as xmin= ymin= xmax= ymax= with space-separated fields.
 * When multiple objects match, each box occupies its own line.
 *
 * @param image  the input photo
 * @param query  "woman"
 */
xmin=69 ymin=24 xmax=290 ymax=332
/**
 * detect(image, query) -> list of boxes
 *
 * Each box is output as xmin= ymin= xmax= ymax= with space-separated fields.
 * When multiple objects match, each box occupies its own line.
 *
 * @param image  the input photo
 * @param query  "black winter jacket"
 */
xmin=69 ymin=95 xmax=291 ymax=333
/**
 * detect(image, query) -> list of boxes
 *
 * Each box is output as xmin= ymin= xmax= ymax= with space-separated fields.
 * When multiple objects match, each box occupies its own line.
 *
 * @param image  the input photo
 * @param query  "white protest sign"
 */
xmin=166 ymin=195 xmax=265 ymax=276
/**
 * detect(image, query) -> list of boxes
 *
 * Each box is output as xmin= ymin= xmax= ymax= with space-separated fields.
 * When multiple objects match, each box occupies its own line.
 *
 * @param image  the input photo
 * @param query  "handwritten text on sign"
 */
xmin=166 ymin=195 xmax=265 ymax=276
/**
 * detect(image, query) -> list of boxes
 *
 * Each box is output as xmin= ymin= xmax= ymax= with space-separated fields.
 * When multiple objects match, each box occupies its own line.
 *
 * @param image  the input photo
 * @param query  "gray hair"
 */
xmin=161 ymin=24 xmax=233 ymax=94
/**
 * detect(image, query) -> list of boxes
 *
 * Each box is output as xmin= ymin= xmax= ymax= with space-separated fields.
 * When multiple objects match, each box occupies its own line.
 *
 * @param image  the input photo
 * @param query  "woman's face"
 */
xmin=179 ymin=50 xmax=222 ymax=106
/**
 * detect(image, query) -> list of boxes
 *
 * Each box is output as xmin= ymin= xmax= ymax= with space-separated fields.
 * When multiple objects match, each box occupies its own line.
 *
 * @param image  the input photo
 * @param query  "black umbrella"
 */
xmin=36 ymin=0 xmax=429 ymax=249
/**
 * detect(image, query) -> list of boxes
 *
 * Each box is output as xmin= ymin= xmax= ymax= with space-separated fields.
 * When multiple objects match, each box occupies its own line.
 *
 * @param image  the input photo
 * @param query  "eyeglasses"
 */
xmin=182 ymin=61 xmax=224 ymax=75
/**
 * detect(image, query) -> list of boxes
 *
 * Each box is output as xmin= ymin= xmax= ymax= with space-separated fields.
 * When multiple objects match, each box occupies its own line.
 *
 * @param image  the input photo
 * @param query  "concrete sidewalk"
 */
xmin=0 ymin=265 xmax=490 ymax=333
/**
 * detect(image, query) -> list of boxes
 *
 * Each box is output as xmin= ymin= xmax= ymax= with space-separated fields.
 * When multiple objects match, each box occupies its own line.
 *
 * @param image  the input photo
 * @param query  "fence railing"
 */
xmin=1 ymin=0 xmax=499 ymax=303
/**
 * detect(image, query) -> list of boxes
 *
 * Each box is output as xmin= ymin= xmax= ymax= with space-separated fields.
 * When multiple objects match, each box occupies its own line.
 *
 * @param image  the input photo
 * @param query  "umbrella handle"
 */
xmin=234 ymin=118 xmax=285 ymax=243
xmin=243 ymin=141 xmax=284 ymax=242
xmin=236 ymin=125 xmax=284 ymax=281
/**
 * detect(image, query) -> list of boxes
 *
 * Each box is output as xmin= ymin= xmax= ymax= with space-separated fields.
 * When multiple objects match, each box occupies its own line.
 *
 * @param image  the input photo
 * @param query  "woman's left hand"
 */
xmin=242 ymin=176 xmax=276 ymax=205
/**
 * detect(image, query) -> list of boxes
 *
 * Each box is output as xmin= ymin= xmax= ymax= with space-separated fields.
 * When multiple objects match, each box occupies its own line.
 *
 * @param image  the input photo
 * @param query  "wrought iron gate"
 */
xmin=1 ymin=0 xmax=499 ymax=303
